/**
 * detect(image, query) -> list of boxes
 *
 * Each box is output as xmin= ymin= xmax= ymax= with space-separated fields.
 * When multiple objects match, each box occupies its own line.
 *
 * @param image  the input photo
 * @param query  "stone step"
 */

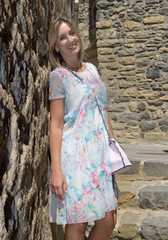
xmin=87 ymin=211 xmax=168 ymax=240
xmin=112 ymin=209 xmax=168 ymax=240
xmin=139 ymin=185 xmax=168 ymax=210
xmin=111 ymin=144 xmax=168 ymax=240
xmin=117 ymin=143 xmax=168 ymax=178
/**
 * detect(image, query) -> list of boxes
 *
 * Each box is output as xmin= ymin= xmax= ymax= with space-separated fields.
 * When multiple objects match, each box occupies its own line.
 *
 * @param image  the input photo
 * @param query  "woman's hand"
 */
xmin=50 ymin=170 xmax=67 ymax=201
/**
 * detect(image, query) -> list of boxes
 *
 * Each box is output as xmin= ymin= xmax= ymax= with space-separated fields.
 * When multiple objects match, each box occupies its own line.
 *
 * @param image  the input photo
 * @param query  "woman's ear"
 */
xmin=55 ymin=44 xmax=59 ymax=53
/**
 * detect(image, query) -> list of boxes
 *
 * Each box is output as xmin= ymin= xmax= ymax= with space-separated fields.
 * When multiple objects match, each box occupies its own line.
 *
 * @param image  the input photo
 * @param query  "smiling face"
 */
xmin=55 ymin=22 xmax=81 ymax=63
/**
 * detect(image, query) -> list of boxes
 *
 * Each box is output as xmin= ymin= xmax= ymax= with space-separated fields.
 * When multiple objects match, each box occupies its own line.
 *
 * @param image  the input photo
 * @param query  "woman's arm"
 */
xmin=107 ymin=113 xmax=115 ymax=139
xmin=49 ymin=98 xmax=67 ymax=200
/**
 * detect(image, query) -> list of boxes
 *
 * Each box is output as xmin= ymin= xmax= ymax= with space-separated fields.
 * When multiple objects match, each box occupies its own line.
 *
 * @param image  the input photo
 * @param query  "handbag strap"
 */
xmin=64 ymin=67 xmax=111 ymax=141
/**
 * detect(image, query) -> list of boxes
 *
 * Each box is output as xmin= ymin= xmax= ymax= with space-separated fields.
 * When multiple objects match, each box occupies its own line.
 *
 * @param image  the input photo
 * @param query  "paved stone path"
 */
xmin=122 ymin=143 xmax=168 ymax=162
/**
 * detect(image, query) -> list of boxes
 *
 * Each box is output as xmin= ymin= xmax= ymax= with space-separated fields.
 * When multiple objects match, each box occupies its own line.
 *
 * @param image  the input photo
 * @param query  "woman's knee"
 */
xmin=66 ymin=222 xmax=88 ymax=234
xmin=95 ymin=211 xmax=116 ymax=233
xmin=77 ymin=222 xmax=88 ymax=234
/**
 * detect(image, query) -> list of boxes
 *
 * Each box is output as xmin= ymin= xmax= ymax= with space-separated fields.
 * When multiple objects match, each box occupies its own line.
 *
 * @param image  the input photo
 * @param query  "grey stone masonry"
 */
xmin=139 ymin=185 xmax=168 ymax=210
xmin=79 ymin=0 xmax=168 ymax=144
xmin=0 ymin=0 xmax=72 ymax=240
xmin=141 ymin=216 xmax=168 ymax=240
xmin=111 ymin=143 xmax=168 ymax=240
xmin=144 ymin=161 xmax=168 ymax=177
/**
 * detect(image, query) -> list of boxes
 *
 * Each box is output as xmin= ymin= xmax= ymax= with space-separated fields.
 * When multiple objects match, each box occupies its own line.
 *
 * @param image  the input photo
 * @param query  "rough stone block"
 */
xmin=119 ymin=113 xmax=137 ymax=122
xmin=144 ymin=132 xmax=168 ymax=141
xmin=99 ymin=62 xmax=120 ymax=70
xmin=152 ymin=110 xmax=164 ymax=120
xmin=138 ymin=102 xmax=146 ymax=111
xmin=118 ymin=49 xmax=135 ymax=57
xmin=151 ymin=24 xmax=168 ymax=30
xmin=137 ymin=82 xmax=150 ymax=91
xmin=114 ymin=6 xmax=127 ymax=13
xmin=120 ymin=71 xmax=135 ymax=76
xmin=121 ymin=87 xmax=137 ymax=97
xmin=146 ymin=68 xmax=160 ymax=79
xmin=127 ymin=120 xmax=138 ymax=126
xmin=138 ymin=90 xmax=158 ymax=100
xmin=139 ymin=185 xmax=168 ymax=210
xmin=144 ymin=16 xmax=164 ymax=24
xmin=138 ymin=111 xmax=151 ymax=120
xmin=119 ymin=80 xmax=135 ymax=89
xmin=119 ymin=56 xmax=135 ymax=65
xmin=111 ymin=122 xmax=126 ymax=130
xmin=146 ymin=0 xmax=163 ymax=4
xmin=118 ymin=224 xmax=138 ymax=239
xmin=96 ymin=20 xmax=112 ymax=28
xmin=141 ymin=216 xmax=168 ymax=240
xmin=144 ymin=161 xmax=168 ymax=177
xmin=122 ymin=160 xmax=141 ymax=175
xmin=159 ymin=119 xmax=168 ymax=126
xmin=127 ymin=31 xmax=150 ymax=39
xmin=160 ymin=95 xmax=168 ymax=101
xmin=159 ymin=8 xmax=168 ymax=15
xmin=97 ymin=39 xmax=124 ymax=48
xmin=115 ymin=211 xmax=146 ymax=239
xmin=129 ymin=102 xmax=137 ymax=112
xmin=96 ymin=1 xmax=115 ymax=10
xmin=139 ymin=121 xmax=156 ymax=131
xmin=108 ymin=104 xmax=127 ymax=112
xmin=98 ymin=54 xmax=116 ymax=63
xmin=124 ymin=21 xmax=141 ymax=31
xmin=147 ymin=100 xmax=163 ymax=106
xmin=97 ymin=48 xmax=113 ymax=55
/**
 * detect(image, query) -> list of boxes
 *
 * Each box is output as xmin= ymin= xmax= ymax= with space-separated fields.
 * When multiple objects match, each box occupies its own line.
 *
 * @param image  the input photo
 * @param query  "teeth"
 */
xmin=68 ymin=46 xmax=75 ymax=50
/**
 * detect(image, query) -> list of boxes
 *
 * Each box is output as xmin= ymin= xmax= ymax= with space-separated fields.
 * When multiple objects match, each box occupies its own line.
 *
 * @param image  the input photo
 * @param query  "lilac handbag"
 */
xmin=108 ymin=137 xmax=132 ymax=174
xmin=95 ymin=98 xmax=132 ymax=174
xmin=65 ymin=67 xmax=132 ymax=174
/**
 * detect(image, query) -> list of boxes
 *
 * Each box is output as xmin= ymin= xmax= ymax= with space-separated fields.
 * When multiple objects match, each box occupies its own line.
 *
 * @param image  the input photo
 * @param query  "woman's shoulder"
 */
xmin=85 ymin=62 xmax=99 ymax=75
xmin=85 ymin=62 xmax=97 ymax=70
xmin=50 ymin=67 xmax=65 ymax=75
xmin=50 ymin=67 xmax=69 ymax=79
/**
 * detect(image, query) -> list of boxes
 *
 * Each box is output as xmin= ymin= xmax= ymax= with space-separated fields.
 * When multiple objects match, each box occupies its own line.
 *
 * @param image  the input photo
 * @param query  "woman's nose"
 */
xmin=67 ymin=35 xmax=73 ymax=42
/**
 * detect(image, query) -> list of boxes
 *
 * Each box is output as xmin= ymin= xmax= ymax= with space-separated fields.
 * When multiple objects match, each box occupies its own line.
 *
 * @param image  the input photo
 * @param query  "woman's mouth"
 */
xmin=68 ymin=45 xmax=76 ymax=50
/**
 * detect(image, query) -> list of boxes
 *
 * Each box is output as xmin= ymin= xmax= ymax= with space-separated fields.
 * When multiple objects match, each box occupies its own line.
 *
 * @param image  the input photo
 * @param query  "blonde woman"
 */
xmin=48 ymin=18 xmax=117 ymax=240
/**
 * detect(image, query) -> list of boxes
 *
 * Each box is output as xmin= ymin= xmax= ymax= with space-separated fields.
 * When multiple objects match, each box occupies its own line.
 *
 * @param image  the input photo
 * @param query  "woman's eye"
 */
xmin=70 ymin=31 xmax=75 ymax=36
xmin=60 ymin=36 xmax=65 ymax=41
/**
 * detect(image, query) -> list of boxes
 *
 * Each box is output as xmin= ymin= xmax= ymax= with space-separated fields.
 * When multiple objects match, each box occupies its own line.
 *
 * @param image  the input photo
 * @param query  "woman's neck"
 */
xmin=65 ymin=62 xmax=83 ymax=72
xmin=62 ymin=54 xmax=80 ymax=70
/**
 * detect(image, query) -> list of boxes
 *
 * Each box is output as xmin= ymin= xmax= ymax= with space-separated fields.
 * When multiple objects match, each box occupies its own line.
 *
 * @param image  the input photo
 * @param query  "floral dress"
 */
xmin=49 ymin=62 xmax=117 ymax=224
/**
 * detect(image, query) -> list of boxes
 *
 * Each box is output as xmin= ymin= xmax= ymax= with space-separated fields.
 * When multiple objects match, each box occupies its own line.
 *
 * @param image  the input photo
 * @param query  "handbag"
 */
xmin=65 ymin=66 xmax=132 ymax=174
xmin=95 ymin=97 xmax=132 ymax=174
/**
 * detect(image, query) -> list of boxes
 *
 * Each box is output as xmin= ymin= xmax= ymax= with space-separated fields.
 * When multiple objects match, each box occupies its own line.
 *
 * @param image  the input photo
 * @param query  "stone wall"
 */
xmin=79 ymin=0 xmax=168 ymax=144
xmin=0 ymin=1 xmax=72 ymax=239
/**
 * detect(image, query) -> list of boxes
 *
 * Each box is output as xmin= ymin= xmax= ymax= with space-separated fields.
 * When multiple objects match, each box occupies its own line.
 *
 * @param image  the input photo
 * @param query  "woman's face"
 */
xmin=55 ymin=22 xmax=80 ymax=61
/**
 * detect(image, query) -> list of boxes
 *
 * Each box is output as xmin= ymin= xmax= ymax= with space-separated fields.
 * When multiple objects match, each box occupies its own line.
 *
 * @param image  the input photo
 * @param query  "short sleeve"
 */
xmin=49 ymin=71 xmax=65 ymax=100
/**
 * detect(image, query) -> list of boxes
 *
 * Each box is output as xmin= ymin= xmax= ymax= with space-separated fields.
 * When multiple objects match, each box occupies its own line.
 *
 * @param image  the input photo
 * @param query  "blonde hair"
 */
xmin=48 ymin=18 xmax=84 ymax=68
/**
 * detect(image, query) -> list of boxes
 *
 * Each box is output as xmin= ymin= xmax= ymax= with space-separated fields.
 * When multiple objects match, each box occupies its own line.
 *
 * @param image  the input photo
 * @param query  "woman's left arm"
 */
xmin=107 ymin=113 xmax=115 ymax=139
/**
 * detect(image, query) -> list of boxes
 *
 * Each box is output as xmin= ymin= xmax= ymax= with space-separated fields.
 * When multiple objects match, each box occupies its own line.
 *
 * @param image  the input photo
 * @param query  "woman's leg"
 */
xmin=65 ymin=222 xmax=88 ymax=240
xmin=88 ymin=210 xmax=117 ymax=240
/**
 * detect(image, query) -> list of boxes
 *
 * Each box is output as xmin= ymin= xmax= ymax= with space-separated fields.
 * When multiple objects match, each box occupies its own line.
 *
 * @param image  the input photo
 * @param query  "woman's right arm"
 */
xmin=49 ymin=98 xmax=67 ymax=201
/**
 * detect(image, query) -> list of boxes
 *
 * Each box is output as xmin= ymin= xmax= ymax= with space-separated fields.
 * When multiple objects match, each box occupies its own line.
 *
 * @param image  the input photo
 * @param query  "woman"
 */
xmin=48 ymin=18 xmax=117 ymax=240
